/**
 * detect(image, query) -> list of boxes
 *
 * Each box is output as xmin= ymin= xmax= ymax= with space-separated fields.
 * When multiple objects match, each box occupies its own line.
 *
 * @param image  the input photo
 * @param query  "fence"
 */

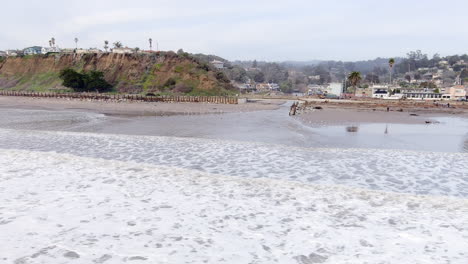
xmin=0 ymin=91 xmax=238 ymax=104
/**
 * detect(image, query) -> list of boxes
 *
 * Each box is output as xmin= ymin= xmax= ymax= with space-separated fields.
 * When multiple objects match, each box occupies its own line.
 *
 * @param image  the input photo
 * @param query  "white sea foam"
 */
xmin=0 ymin=149 xmax=467 ymax=264
xmin=0 ymin=128 xmax=466 ymax=197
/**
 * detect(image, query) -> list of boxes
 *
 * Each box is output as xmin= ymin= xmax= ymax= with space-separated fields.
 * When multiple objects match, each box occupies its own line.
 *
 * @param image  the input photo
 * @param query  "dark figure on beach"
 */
xmin=447 ymin=103 xmax=450 ymax=108
xmin=387 ymin=107 xmax=390 ymax=112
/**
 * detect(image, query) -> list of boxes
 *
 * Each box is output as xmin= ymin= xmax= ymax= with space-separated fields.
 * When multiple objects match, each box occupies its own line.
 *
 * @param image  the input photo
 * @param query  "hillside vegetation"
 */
xmin=0 ymin=52 xmax=234 ymax=95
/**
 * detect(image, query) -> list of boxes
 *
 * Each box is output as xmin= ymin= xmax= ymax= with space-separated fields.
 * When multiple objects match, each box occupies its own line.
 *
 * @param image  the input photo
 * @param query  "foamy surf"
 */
xmin=0 ymin=128 xmax=467 ymax=197
xmin=0 ymin=149 xmax=467 ymax=264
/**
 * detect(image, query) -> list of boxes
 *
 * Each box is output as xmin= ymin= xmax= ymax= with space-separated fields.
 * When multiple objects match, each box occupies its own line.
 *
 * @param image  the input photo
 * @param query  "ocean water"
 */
xmin=0 ymin=107 xmax=467 ymax=263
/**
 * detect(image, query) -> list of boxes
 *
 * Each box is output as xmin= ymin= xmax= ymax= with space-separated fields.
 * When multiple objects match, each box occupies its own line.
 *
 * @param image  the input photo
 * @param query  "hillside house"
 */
xmin=211 ymin=60 xmax=224 ymax=69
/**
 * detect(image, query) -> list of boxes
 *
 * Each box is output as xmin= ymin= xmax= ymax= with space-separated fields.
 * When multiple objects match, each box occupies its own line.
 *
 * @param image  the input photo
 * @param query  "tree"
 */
xmin=74 ymin=37 xmax=78 ymax=49
xmin=460 ymin=69 xmax=468 ymax=79
xmin=59 ymin=69 xmax=85 ymax=90
xmin=347 ymin=71 xmax=362 ymax=95
xmin=280 ymin=80 xmax=293 ymax=93
xmin=83 ymin=71 xmax=112 ymax=92
xmin=405 ymin=74 xmax=411 ymax=83
xmin=365 ymin=73 xmax=380 ymax=84
xmin=388 ymin=58 xmax=395 ymax=84
xmin=253 ymin=71 xmax=265 ymax=83
xmin=135 ymin=47 xmax=140 ymax=53
xmin=113 ymin=41 xmax=123 ymax=48
xmin=51 ymin=37 xmax=55 ymax=47
xmin=104 ymin=40 xmax=109 ymax=52
xmin=252 ymin=60 xmax=258 ymax=68
xmin=419 ymin=81 xmax=437 ymax=88
xmin=59 ymin=68 xmax=112 ymax=93
xmin=149 ymin=38 xmax=153 ymax=51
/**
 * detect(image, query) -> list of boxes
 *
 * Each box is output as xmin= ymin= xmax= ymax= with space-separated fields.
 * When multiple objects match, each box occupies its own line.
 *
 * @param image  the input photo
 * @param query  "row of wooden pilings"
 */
xmin=0 ymin=91 xmax=239 ymax=104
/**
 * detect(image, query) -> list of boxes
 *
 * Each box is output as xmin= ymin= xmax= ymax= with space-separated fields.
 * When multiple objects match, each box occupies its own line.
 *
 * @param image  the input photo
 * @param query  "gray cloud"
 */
xmin=1 ymin=0 xmax=467 ymax=61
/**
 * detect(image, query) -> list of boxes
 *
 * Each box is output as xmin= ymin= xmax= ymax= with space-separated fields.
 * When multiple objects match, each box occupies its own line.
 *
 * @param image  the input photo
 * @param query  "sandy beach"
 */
xmin=0 ymin=96 xmax=284 ymax=116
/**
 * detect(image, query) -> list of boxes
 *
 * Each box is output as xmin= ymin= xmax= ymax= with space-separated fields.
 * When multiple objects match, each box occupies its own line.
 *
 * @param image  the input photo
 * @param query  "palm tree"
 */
xmin=104 ymin=40 xmax=109 ymax=52
xmin=113 ymin=41 xmax=123 ymax=48
xmin=388 ymin=58 xmax=395 ymax=85
xmin=74 ymin=37 xmax=78 ymax=49
xmin=347 ymin=71 xmax=362 ymax=96
xmin=135 ymin=47 xmax=140 ymax=54
xmin=51 ymin=37 xmax=55 ymax=47
xmin=149 ymin=38 xmax=152 ymax=51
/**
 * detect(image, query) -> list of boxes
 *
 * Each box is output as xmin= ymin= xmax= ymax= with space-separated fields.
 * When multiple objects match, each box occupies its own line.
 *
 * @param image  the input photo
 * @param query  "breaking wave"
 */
xmin=0 ymin=128 xmax=467 ymax=197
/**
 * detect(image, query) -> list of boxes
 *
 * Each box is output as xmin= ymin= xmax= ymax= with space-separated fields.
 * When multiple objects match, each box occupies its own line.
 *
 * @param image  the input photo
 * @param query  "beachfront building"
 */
xmin=210 ymin=60 xmax=224 ymax=69
xmin=355 ymin=87 xmax=373 ymax=97
xmin=327 ymin=83 xmax=343 ymax=96
xmin=401 ymin=88 xmax=444 ymax=100
xmin=440 ymin=86 xmax=467 ymax=100
xmin=371 ymin=85 xmax=390 ymax=99
xmin=307 ymin=84 xmax=324 ymax=95
xmin=23 ymin=46 xmax=42 ymax=55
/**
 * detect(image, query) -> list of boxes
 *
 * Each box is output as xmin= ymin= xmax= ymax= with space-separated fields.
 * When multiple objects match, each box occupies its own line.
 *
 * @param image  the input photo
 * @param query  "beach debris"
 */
xmin=346 ymin=126 xmax=359 ymax=132
xmin=313 ymin=106 xmax=323 ymax=110
xmin=289 ymin=102 xmax=299 ymax=116
xmin=425 ymin=121 xmax=432 ymax=124
xmin=410 ymin=114 xmax=419 ymax=116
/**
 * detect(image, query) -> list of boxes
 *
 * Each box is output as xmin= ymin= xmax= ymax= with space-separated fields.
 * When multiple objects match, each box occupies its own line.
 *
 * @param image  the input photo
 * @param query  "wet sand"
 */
xmin=294 ymin=107 xmax=439 ymax=126
xmin=0 ymin=96 xmax=284 ymax=116
xmin=301 ymin=98 xmax=468 ymax=117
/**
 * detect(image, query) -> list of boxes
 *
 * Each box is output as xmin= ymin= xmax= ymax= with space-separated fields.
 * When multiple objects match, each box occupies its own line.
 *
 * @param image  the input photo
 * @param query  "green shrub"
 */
xmin=59 ymin=68 xmax=112 ymax=93
xmin=163 ymin=78 xmax=177 ymax=88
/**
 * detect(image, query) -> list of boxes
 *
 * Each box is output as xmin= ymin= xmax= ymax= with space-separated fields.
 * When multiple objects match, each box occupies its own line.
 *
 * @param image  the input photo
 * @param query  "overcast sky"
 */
xmin=1 ymin=0 xmax=467 ymax=61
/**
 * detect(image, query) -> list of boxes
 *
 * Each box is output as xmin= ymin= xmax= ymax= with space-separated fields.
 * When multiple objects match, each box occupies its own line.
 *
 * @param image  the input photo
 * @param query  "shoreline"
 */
xmin=0 ymin=95 xmax=466 ymax=127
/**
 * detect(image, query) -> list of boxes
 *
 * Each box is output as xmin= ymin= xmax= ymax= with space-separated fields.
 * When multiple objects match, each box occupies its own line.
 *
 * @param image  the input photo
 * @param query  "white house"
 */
xmin=112 ymin=47 xmax=134 ymax=54
xmin=211 ymin=60 xmax=224 ymax=69
xmin=5 ymin=50 xmax=19 ymax=56
xmin=41 ymin=46 xmax=61 ymax=54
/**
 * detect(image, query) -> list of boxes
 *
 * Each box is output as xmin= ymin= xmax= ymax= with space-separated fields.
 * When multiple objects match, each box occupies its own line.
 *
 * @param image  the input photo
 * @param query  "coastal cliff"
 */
xmin=0 ymin=52 xmax=233 ymax=95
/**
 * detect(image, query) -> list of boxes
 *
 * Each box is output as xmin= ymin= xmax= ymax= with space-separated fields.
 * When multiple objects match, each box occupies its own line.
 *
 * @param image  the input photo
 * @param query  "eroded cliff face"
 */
xmin=0 ymin=52 xmax=232 ymax=94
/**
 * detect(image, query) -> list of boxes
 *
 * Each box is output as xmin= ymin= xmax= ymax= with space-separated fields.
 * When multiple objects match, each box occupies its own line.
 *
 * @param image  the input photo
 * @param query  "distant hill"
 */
xmin=0 ymin=52 xmax=234 ymax=95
